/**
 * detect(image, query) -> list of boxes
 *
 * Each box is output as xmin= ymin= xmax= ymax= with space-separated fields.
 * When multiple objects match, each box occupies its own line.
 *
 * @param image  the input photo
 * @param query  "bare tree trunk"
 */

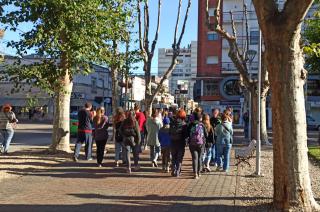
xmin=50 ymin=72 xmax=72 ymax=153
xmin=144 ymin=61 xmax=152 ymax=113
xmin=260 ymin=95 xmax=269 ymax=144
xmin=267 ymin=32 xmax=319 ymax=211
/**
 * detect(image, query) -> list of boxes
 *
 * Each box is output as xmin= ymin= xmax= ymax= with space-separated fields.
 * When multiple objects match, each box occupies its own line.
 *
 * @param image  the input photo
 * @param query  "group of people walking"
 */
xmin=74 ymin=102 xmax=234 ymax=179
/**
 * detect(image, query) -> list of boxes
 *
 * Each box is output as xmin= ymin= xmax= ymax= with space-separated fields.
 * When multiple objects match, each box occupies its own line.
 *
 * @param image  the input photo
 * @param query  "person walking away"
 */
xmin=0 ymin=104 xmax=18 ymax=154
xmin=158 ymin=117 xmax=171 ymax=173
xmin=134 ymin=104 xmax=146 ymax=151
xmin=202 ymin=114 xmax=215 ymax=172
xmin=120 ymin=110 xmax=141 ymax=174
xmin=114 ymin=107 xmax=126 ymax=167
xmin=243 ymin=111 xmax=249 ymax=139
xmin=169 ymin=109 xmax=188 ymax=177
xmin=146 ymin=109 xmax=162 ymax=167
xmin=188 ymin=112 xmax=207 ymax=179
xmin=74 ymin=102 xmax=94 ymax=161
xmin=215 ymin=113 xmax=233 ymax=172
xmin=93 ymin=107 xmax=109 ymax=167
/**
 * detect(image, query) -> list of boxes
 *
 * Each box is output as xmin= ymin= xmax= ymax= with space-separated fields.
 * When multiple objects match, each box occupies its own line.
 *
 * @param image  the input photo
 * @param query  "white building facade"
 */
xmin=158 ymin=41 xmax=197 ymax=100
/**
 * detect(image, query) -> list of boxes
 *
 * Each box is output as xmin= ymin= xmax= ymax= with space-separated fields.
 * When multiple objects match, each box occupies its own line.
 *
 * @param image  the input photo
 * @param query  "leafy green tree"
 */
xmin=304 ymin=8 xmax=320 ymax=73
xmin=0 ymin=0 xmax=126 ymax=152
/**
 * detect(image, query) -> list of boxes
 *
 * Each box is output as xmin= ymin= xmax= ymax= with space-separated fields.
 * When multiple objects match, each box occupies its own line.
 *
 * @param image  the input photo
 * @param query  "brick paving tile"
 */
xmin=0 ymin=145 xmax=250 ymax=212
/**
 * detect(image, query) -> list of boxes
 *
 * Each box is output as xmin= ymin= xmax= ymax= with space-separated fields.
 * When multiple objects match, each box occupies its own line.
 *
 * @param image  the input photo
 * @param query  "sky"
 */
xmin=0 ymin=0 xmax=199 ymax=74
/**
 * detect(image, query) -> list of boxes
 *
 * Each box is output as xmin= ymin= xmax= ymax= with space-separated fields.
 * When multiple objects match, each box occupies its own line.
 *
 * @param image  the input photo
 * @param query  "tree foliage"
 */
xmin=0 ymin=0 xmax=129 ymax=91
xmin=304 ymin=5 xmax=320 ymax=73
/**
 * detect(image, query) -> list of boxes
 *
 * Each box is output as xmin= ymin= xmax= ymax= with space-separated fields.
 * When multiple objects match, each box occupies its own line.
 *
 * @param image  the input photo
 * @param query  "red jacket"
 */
xmin=135 ymin=111 xmax=146 ymax=132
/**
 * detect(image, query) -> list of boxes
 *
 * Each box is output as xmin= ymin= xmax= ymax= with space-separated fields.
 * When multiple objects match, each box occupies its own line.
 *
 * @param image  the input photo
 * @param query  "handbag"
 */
xmin=123 ymin=136 xmax=136 ymax=148
xmin=4 ymin=112 xmax=18 ymax=129
xmin=94 ymin=119 xmax=108 ymax=141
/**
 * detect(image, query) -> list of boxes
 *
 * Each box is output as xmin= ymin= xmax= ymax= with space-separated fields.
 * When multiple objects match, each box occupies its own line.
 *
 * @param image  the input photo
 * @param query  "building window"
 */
xmin=185 ymin=74 xmax=191 ymax=77
xmin=223 ymin=80 xmax=242 ymax=96
xmin=206 ymin=56 xmax=219 ymax=65
xmin=91 ymin=77 xmax=97 ymax=93
xmin=203 ymin=80 xmax=219 ymax=96
xmin=177 ymin=59 xmax=183 ymax=64
xmin=207 ymin=31 xmax=218 ymax=41
xmin=186 ymin=69 xmax=191 ymax=72
xmin=250 ymin=31 xmax=259 ymax=45
xmin=208 ymin=8 xmax=215 ymax=17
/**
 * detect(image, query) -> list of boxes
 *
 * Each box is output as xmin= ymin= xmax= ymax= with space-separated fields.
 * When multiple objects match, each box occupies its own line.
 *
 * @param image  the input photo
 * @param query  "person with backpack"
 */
xmin=215 ymin=113 xmax=233 ymax=172
xmin=0 ymin=104 xmax=18 ymax=154
xmin=93 ymin=107 xmax=109 ymax=167
xmin=169 ymin=109 xmax=188 ymax=177
xmin=202 ymin=114 xmax=215 ymax=172
xmin=188 ymin=112 xmax=208 ymax=179
xmin=146 ymin=109 xmax=163 ymax=167
xmin=120 ymin=110 xmax=141 ymax=174
xmin=114 ymin=107 xmax=126 ymax=167
xmin=158 ymin=117 xmax=171 ymax=173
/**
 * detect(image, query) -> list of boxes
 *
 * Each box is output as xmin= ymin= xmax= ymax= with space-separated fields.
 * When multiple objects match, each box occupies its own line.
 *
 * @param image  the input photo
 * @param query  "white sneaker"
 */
xmin=265 ymin=141 xmax=272 ymax=146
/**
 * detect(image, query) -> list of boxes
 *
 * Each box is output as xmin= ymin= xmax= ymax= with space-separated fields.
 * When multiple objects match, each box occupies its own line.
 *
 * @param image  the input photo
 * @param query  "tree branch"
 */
xmin=206 ymin=0 xmax=252 ymax=88
xmin=282 ymin=0 xmax=314 ymax=32
xmin=173 ymin=0 xmax=182 ymax=47
xmin=137 ymin=0 xmax=147 ymax=61
xmin=177 ymin=0 xmax=191 ymax=47
xmin=150 ymin=0 xmax=162 ymax=57
xmin=252 ymin=0 xmax=279 ymax=32
xmin=144 ymin=0 xmax=150 ymax=54
xmin=150 ymin=0 xmax=192 ymax=104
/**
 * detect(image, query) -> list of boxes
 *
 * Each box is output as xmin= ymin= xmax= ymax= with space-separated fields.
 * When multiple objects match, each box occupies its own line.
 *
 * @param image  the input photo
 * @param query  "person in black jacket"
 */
xmin=120 ymin=110 xmax=141 ymax=174
xmin=73 ymin=102 xmax=94 ymax=161
xmin=169 ymin=109 xmax=188 ymax=177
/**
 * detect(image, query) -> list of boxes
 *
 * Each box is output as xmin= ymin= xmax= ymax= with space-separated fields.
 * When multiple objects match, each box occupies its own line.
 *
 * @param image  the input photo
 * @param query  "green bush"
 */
xmin=309 ymin=146 xmax=320 ymax=161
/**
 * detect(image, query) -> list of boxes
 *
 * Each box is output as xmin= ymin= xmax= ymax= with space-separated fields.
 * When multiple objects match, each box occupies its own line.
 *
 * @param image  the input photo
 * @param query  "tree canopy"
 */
xmin=0 ymin=0 xmax=132 ymax=93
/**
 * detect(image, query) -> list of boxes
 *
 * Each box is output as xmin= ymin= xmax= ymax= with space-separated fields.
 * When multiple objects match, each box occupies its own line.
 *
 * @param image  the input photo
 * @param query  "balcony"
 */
xmin=223 ymin=11 xmax=257 ymax=23
xmin=221 ymin=62 xmax=258 ymax=74
xmin=222 ymin=36 xmax=248 ymax=49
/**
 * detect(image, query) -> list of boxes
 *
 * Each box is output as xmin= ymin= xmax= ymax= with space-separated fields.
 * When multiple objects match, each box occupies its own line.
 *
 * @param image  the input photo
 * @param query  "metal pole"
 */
xmin=256 ymin=30 xmax=262 ymax=176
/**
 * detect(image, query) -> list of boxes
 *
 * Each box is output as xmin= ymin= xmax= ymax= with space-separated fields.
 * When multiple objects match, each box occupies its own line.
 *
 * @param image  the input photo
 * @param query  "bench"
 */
xmin=235 ymin=139 xmax=257 ymax=167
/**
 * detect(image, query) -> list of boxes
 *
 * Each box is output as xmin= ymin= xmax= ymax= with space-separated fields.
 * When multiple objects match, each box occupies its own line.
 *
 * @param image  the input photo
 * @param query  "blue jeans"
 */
xmin=115 ymin=142 xmax=124 ymax=161
xmin=216 ymin=143 xmax=232 ymax=171
xmin=74 ymin=132 xmax=92 ymax=160
xmin=150 ymin=145 xmax=161 ymax=162
xmin=1 ymin=128 xmax=14 ymax=153
xmin=204 ymin=144 xmax=216 ymax=165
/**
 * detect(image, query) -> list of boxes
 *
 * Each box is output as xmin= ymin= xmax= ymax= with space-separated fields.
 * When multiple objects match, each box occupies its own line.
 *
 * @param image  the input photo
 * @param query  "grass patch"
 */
xmin=308 ymin=146 xmax=320 ymax=163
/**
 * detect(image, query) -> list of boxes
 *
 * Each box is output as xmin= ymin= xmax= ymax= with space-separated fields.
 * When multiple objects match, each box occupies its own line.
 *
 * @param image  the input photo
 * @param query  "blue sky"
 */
xmin=0 ymin=0 xmax=198 ymax=74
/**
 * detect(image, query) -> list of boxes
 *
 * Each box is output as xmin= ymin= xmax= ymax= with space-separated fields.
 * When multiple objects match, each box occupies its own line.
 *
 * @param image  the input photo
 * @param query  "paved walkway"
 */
xmin=0 ymin=144 xmax=242 ymax=212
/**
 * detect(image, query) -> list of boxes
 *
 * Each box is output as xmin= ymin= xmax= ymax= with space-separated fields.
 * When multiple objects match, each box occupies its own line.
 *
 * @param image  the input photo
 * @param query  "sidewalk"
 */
xmin=0 ymin=145 xmax=246 ymax=212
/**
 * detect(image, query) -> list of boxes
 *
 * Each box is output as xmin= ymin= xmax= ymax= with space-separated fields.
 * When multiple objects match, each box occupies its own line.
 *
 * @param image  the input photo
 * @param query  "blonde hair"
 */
xmin=202 ymin=114 xmax=213 ymax=132
xmin=94 ymin=107 xmax=105 ymax=125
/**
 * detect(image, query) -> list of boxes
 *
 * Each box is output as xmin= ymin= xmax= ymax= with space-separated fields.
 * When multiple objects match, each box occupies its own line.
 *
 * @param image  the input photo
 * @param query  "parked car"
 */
xmin=70 ymin=113 xmax=78 ymax=137
xmin=307 ymin=115 xmax=320 ymax=131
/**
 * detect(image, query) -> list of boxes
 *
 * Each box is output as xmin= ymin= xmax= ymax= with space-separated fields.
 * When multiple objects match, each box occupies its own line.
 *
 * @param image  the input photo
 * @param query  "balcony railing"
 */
xmin=223 ymin=11 xmax=257 ymax=22
xmin=221 ymin=62 xmax=258 ymax=73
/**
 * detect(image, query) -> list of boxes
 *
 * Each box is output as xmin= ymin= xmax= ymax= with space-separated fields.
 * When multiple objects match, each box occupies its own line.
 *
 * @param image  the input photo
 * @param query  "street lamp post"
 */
xmin=255 ymin=30 xmax=262 ymax=176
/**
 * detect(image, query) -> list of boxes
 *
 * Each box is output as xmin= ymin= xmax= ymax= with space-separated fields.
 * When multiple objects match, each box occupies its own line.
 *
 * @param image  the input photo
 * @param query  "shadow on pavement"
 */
xmin=0 ymin=202 xmax=274 ymax=212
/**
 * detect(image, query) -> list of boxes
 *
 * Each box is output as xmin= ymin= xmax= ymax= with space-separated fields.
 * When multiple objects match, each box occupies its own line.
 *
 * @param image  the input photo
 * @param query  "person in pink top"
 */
xmin=134 ymin=104 xmax=146 ymax=150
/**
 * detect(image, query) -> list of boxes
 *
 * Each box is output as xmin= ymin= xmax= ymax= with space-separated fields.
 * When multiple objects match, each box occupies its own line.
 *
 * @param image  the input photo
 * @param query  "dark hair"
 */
xmin=193 ymin=112 xmax=202 ymax=121
xmin=85 ymin=102 xmax=92 ymax=109
xmin=134 ymin=104 xmax=140 ymax=111
xmin=151 ymin=109 xmax=158 ymax=118
xmin=124 ymin=109 xmax=136 ymax=127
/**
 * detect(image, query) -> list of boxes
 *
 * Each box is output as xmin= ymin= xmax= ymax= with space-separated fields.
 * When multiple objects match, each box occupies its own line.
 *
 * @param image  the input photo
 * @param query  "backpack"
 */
xmin=115 ymin=121 xmax=123 ymax=143
xmin=122 ymin=120 xmax=137 ymax=147
xmin=169 ymin=120 xmax=184 ymax=142
xmin=189 ymin=123 xmax=205 ymax=147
